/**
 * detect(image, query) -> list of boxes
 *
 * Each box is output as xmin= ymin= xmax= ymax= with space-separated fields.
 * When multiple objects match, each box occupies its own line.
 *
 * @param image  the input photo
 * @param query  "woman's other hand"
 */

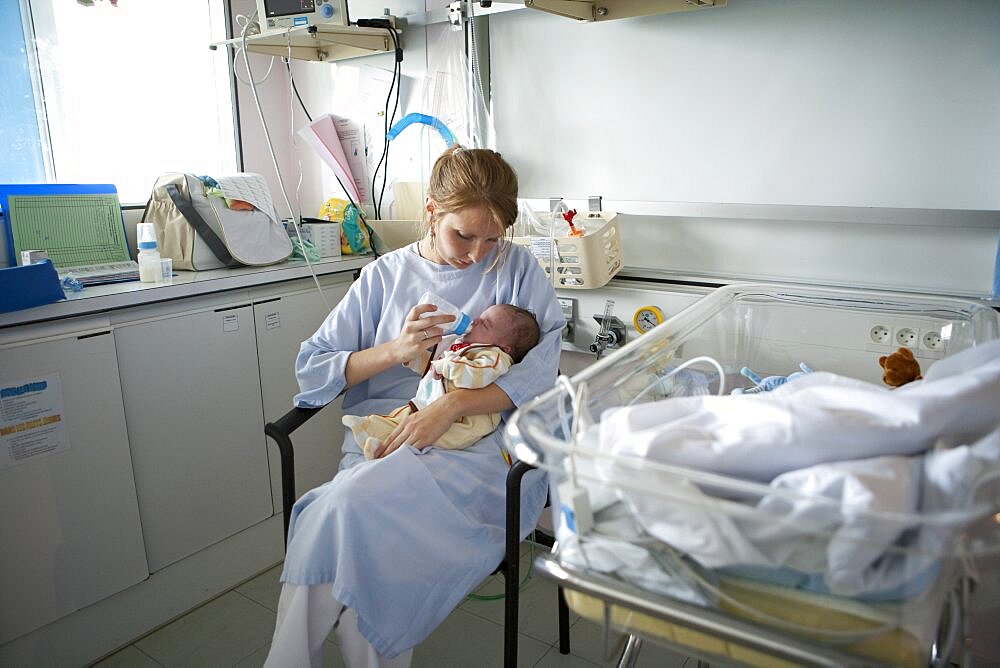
xmin=395 ymin=304 xmax=456 ymax=363
xmin=374 ymin=399 xmax=458 ymax=459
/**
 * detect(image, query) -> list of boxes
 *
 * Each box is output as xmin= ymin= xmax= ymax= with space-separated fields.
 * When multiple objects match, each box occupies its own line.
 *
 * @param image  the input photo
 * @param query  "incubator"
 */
xmin=509 ymin=283 xmax=1000 ymax=666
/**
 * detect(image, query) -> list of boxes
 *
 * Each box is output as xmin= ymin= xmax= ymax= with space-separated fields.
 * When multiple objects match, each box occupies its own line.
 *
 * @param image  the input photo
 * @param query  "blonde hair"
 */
xmin=422 ymin=146 xmax=519 ymax=270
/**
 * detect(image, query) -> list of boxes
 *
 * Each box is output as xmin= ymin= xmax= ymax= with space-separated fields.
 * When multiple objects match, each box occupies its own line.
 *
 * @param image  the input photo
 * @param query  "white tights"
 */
xmin=264 ymin=582 xmax=414 ymax=668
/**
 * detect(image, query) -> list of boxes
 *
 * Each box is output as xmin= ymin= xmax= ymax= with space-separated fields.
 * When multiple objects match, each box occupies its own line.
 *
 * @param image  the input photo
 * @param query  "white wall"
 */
xmin=489 ymin=1 xmax=1000 ymax=298
xmin=490 ymin=0 xmax=1000 ymax=209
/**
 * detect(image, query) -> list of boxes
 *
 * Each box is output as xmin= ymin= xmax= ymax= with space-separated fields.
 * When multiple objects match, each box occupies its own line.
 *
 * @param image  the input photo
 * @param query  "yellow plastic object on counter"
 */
xmin=318 ymin=198 xmax=372 ymax=255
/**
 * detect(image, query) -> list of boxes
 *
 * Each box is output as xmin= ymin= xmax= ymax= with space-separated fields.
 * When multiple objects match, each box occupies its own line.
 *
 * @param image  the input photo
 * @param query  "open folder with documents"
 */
xmin=1 ymin=184 xmax=139 ymax=286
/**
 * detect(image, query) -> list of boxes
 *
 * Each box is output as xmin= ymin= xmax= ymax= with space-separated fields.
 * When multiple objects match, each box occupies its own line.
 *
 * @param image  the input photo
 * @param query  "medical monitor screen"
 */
xmin=263 ymin=0 xmax=316 ymax=18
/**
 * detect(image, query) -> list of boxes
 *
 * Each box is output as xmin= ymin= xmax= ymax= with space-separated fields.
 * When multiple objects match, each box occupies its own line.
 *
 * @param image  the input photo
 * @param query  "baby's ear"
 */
xmin=499 ymin=344 xmax=513 ymax=355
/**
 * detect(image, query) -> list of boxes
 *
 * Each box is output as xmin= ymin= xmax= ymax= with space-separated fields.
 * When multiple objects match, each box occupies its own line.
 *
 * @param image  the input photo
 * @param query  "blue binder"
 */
xmin=0 ymin=259 xmax=66 ymax=314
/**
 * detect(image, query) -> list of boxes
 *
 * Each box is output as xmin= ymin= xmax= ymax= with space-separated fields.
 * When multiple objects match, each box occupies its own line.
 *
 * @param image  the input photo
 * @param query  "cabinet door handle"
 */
xmin=77 ymin=330 xmax=111 ymax=340
xmin=213 ymin=304 xmax=251 ymax=313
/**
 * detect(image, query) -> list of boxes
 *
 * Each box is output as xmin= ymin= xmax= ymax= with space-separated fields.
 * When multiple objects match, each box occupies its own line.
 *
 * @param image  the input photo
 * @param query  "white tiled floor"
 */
xmin=92 ymin=543 xmax=692 ymax=668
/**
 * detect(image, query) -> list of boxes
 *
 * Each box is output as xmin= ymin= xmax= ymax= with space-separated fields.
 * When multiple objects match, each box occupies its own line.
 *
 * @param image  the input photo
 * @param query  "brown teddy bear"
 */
xmin=878 ymin=347 xmax=923 ymax=387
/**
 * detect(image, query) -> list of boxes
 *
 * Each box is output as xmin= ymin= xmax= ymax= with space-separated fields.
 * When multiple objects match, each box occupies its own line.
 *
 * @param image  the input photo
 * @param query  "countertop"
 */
xmin=1 ymin=255 xmax=371 ymax=330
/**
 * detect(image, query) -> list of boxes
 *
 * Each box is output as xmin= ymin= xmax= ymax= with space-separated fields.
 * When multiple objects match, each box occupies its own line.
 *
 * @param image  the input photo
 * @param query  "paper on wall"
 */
xmin=333 ymin=116 xmax=371 ymax=205
xmin=298 ymin=114 xmax=364 ymax=205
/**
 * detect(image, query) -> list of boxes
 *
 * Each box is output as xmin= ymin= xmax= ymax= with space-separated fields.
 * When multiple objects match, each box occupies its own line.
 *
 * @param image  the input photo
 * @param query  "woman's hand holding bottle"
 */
xmin=396 ymin=303 xmax=456 ymax=364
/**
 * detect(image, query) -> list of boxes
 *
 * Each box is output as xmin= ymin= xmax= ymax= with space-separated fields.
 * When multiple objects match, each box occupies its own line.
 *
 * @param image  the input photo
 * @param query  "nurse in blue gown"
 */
xmin=265 ymin=147 xmax=564 ymax=667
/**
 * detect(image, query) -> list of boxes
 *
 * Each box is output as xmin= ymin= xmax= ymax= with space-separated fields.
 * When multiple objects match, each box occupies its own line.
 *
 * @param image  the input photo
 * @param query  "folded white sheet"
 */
xmin=588 ymin=340 xmax=1000 ymax=596
xmin=599 ymin=340 xmax=1000 ymax=483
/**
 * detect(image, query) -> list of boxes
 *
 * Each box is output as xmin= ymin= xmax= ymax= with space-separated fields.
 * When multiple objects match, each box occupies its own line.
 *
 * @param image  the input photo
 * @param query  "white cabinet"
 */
xmin=254 ymin=277 xmax=352 ymax=511
xmin=0 ymin=319 xmax=147 ymax=644
xmin=114 ymin=299 xmax=272 ymax=571
xmin=0 ymin=265 xmax=364 ymax=664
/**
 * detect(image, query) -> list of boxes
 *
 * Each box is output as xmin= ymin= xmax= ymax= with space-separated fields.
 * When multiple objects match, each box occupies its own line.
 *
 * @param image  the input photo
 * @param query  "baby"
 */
xmin=343 ymin=303 xmax=541 ymax=460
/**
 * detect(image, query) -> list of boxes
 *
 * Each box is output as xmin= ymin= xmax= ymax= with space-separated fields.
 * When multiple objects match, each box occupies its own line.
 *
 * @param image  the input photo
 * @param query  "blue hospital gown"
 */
xmin=282 ymin=242 xmax=564 ymax=657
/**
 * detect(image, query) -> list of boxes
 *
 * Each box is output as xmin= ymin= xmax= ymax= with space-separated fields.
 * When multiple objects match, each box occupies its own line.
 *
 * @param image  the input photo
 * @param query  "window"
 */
xmin=1 ymin=0 xmax=238 ymax=203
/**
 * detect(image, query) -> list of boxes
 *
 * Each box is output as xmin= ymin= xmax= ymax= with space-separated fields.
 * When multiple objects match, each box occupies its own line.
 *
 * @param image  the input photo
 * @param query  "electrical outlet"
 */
xmin=893 ymin=327 xmax=918 ymax=348
xmin=868 ymin=321 xmax=946 ymax=359
xmin=921 ymin=330 xmax=942 ymax=351
xmin=868 ymin=324 xmax=891 ymax=346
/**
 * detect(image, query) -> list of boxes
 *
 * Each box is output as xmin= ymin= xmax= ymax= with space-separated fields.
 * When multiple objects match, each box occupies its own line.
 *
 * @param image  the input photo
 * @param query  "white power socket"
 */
xmin=866 ymin=321 xmax=946 ymax=359
xmin=868 ymin=324 xmax=891 ymax=346
xmin=893 ymin=326 xmax=918 ymax=348
xmin=920 ymin=329 xmax=944 ymax=352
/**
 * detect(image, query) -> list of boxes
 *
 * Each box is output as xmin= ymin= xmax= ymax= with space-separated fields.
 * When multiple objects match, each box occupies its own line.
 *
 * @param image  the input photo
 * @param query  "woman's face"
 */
xmin=425 ymin=203 xmax=503 ymax=269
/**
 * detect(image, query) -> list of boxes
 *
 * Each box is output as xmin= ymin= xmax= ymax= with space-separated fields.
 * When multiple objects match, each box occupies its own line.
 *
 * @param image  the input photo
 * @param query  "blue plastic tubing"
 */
xmin=386 ymin=113 xmax=457 ymax=147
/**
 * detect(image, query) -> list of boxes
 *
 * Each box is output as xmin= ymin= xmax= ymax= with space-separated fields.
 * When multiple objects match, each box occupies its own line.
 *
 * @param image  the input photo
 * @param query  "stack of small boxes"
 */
xmin=285 ymin=221 xmax=342 ymax=258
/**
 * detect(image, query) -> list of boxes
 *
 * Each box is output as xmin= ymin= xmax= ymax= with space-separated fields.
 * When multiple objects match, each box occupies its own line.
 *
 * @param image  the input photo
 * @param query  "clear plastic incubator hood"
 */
xmin=508 ymin=282 xmax=1000 ymax=667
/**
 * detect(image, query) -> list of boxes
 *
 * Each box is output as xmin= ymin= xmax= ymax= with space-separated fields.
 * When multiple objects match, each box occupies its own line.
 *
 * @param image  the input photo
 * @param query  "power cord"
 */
xmin=285 ymin=59 xmax=312 ymax=122
xmin=376 ymin=27 xmax=402 ymax=220
xmin=233 ymin=14 xmax=275 ymax=85
xmin=465 ymin=539 xmax=538 ymax=602
xmin=356 ymin=19 xmax=403 ymax=221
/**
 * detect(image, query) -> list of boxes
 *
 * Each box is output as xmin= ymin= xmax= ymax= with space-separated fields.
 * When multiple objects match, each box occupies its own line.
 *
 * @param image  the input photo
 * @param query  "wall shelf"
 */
xmin=212 ymin=24 xmax=395 ymax=63
xmin=523 ymin=0 xmax=726 ymax=22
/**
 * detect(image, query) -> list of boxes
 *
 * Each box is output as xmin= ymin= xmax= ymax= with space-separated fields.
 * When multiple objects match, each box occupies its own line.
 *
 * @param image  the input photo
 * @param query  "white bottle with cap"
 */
xmin=137 ymin=222 xmax=161 ymax=283
xmin=402 ymin=292 xmax=474 ymax=370
xmin=418 ymin=291 xmax=472 ymax=336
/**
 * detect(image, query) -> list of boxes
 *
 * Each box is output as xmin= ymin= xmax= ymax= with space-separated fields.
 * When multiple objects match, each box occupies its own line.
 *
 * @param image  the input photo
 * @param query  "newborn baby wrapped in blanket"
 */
xmin=591 ymin=340 xmax=1000 ymax=598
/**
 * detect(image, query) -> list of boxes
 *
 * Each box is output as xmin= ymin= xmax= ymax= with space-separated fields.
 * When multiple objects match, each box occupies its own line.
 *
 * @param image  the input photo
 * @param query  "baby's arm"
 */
xmin=433 ymin=347 xmax=513 ymax=389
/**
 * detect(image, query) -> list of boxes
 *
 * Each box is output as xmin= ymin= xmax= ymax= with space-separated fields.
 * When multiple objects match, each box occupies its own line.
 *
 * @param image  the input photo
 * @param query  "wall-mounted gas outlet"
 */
xmin=590 ymin=314 xmax=626 ymax=357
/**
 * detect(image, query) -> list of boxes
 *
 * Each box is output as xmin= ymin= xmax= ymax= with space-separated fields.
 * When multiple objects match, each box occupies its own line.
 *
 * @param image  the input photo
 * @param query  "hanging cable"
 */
xmin=368 ymin=26 xmax=401 ymax=220
xmin=285 ymin=59 xmax=312 ymax=123
xmin=233 ymin=14 xmax=275 ymax=85
xmin=241 ymin=13 xmax=330 ymax=309
xmin=378 ymin=27 xmax=403 ymax=219
xmin=286 ymin=58 xmax=306 ymax=230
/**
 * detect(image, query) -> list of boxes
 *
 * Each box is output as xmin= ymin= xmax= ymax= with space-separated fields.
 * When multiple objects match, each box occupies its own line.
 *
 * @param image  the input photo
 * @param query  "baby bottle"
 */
xmin=418 ymin=291 xmax=472 ymax=336
xmin=136 ymin=222 xmax=161 ymax=283
xmin=403 ymin=292 xmax=473 ymax=371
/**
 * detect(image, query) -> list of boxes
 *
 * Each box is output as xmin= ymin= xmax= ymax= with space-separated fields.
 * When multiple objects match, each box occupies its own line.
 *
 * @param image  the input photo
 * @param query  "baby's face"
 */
xmin=462 ymin=305 xmax=516 ymax=350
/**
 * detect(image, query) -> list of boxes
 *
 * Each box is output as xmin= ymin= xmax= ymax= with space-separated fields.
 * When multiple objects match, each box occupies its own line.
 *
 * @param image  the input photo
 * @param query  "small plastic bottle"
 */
xmin=418 ymin=291 xmax=472 ymax=336
xmin=403 ymin=292 xmax=473 ymax=370
xmin=137 ymin=222 xmax=161 ymax=283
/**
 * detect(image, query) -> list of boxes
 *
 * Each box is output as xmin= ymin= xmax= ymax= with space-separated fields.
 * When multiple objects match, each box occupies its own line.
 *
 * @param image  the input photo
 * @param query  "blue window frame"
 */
xmin=0 ymin=2 xmax=45 ymax=183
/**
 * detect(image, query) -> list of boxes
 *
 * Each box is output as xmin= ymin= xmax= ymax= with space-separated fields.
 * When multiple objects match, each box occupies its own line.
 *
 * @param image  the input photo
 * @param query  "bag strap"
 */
xmin=139 ymin=196 xmax=151 ymax=225
xmin=164 ymin=183 xmax=240 ymax=268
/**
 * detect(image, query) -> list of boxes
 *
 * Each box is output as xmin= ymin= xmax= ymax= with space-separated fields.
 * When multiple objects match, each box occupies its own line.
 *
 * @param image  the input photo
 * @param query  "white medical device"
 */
xmin=256 ymin=0 xmax=349 ymax=32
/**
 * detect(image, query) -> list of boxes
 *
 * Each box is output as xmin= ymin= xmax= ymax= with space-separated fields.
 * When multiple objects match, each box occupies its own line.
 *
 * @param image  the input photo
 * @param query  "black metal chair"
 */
xmin=265 ymin=404 xmax=571 ymax=667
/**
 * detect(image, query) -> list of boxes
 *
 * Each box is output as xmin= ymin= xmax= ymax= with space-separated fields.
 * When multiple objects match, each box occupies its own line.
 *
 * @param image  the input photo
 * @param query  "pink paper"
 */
xmin=298 ymin=113 xmax=363 ymax=204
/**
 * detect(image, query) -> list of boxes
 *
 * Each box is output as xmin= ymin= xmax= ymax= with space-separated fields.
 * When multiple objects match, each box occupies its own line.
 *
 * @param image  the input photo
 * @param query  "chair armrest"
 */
xmin=264 ymin=404 xmax=328 ymax=546
xmin=266 ymin=405 xmax=324 ymax=440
